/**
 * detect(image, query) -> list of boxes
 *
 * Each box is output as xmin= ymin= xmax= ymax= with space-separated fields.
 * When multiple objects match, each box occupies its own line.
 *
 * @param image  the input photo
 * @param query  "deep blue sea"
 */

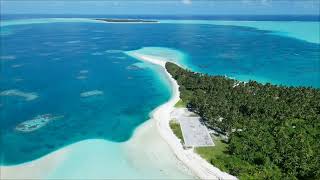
xmin=1 ymin=15 xmax=319 ymax=165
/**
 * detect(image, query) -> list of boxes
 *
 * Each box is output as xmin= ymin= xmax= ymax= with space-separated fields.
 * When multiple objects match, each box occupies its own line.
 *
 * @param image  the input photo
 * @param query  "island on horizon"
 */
xmin=94 ymin=18 xmax=158 ymax=23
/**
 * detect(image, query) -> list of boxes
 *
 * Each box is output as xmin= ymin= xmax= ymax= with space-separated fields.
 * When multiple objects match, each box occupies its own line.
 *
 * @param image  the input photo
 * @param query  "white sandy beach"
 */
xmin=1 ymin=138 xmax=192 ymax=179
xmin=126 ymin=52 xmax=237 ymax=180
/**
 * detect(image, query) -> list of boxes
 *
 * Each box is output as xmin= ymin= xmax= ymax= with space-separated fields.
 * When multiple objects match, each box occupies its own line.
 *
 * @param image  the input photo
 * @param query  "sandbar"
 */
xmin=125 ymin=50 xmax=237 ymax=180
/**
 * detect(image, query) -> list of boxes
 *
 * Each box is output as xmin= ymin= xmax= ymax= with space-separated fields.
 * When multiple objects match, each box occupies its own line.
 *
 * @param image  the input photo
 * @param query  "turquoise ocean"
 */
xmin=0 ymin=15 xmax=319 ymax=176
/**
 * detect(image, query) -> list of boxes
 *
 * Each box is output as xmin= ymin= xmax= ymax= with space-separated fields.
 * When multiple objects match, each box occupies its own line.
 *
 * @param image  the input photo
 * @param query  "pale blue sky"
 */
xmin=1 ymin=0 xmax=319 ymax=15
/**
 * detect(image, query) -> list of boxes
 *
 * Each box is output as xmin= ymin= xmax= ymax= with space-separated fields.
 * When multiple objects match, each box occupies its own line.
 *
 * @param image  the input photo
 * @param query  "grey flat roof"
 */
xmin=172 ymin=108 xmax=214 ymax=147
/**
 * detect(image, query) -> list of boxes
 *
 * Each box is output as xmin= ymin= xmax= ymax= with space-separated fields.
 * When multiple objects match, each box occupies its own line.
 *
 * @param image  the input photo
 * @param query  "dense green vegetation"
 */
xmin=195 ymin=137 xmax=228 ymax=166
xmin=166 ymin=62 xmax=320 ymax=180
xmin=169 ymin=120 xmax=184 ymax=144
xmin=174 ymin=99 xmax=187 ymax=108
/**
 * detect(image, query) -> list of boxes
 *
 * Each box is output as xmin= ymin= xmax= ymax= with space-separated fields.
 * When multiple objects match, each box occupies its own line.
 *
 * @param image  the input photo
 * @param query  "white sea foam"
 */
xmin=91 ymin=37 xmax=104 ymax=40
xmin=51 ymin=58 xmax=62 ymax=62
xmin=66 ymin=40 xmax=81 ymax=44
xmin=132 ymin=62 xmax=148 ymax=69
xmin=11 ymin=64 xmax=24 ymax=68
xmin=76 ymin=75 xmax=87 ymax=80
xmin=126 ymin=65 xmax=138 ymax=70
xmin=79 ymin=70 xmax=89 ymax=74
xmin=0 ymin=89 xmax=38 ymax=101
xmin=0 ymin=55 xmax=16 ymax=61
xmin=105 ymin=50 xmax=123 ymax=54
xmin=14 ymin=78 xmax=24 ymax=82
xmin=91 ymin=52 xmax=104 ymax=56
xmin=115 ymin=56 xmax=126 ymax=59
xmin=80 ymin=90 xmax=104 ymax=97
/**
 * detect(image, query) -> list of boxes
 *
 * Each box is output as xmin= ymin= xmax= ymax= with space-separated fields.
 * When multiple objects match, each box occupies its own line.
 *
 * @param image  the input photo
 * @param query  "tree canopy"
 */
xmin=166 ymin=62 xmax=320 ymax=179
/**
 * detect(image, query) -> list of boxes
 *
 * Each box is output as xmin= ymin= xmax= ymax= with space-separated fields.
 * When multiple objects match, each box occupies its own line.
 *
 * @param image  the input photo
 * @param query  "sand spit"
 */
xmin=125 ymin=50 xmax=237 ymax=180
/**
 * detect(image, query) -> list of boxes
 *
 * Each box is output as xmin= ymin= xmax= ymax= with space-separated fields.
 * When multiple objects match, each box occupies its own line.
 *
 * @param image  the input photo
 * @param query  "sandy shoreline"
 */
xmin=0 ymin=146 xmax=69 ymax=179
xmin=126 ymin=52 xmax=236 ymax=180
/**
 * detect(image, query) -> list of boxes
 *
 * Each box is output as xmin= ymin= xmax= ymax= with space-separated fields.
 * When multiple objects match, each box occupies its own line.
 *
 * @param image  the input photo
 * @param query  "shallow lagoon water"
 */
xmin=160 ymin=20 xmax=320 ymax=44
xmin=1 ymin=21 xmax=174 ymax=164
xmin=1 ymin=18 xmax=319 ymax=170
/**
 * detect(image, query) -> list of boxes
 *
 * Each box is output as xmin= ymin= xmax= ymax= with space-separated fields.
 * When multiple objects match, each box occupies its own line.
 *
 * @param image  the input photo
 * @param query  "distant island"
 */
xmin=95 ymin=18 xmax=158 ymax=23
xmin=166 ymin=62 xmax=320 ymax=180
